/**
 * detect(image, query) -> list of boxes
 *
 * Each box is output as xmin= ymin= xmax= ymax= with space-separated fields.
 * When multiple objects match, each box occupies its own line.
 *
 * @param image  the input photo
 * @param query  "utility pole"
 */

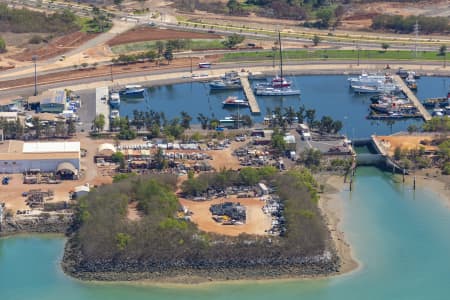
xmin=357 ymin=47 xmax=360 ymax=66
xmin=32 ymin=55 xmax=38 ymax=96
xmin=414 ymin=20 xmax=419 ymax=58
xmin=110 ymin=63 xmax=114 ymax=82
xmin=190 ymin=56 xmax=193 ymax=74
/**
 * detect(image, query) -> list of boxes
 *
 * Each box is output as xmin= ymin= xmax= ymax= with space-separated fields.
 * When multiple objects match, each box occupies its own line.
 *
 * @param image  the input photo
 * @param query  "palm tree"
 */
xmin=306 ymin=109 xmax=316 ymax=128
xmin=197 ymin=113 xmax=209 ymax=130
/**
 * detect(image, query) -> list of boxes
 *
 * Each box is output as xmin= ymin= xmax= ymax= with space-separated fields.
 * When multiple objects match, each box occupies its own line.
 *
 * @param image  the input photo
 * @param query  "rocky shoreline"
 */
xmin=0 ymin=214 xmax=72 ymax=236
xmin=62 ymin=237 xmax=340 ymax=283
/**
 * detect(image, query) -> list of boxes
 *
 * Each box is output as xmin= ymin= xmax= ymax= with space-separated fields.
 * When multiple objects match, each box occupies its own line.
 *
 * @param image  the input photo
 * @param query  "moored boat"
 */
xmin=255 ymin=86 xmax=301 ymax=96
xmin=119 ymin=85 xmax=145 ymax=97
xmin=109 ymin=92 xmax=120 ymax=108
xmin=110 ymin=109 xmax=120 ymax=120
xmin=222 ymin=96 xmax=249 ymax=107
xmin=209 ymin=79 xmax=242 ymax=90
xmin=422 ymin=91 xmax=450 ymax=108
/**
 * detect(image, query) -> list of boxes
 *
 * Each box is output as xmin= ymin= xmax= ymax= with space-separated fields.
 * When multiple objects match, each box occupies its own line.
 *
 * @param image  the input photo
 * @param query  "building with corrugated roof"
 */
xmin=0 ymin=140 xmax=80 ymax=178
xmin=28 ymin=90 xmax=67 ymax=113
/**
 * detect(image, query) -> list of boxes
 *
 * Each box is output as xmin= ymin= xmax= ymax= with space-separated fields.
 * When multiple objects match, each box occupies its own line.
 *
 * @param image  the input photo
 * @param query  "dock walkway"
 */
xmin=239 ymin=74 xmax=260 ymax=114
xmin=393 ymin=75 xmax=431 ymax=121
xmin=95 ymin=87 xmax=110 ymax=131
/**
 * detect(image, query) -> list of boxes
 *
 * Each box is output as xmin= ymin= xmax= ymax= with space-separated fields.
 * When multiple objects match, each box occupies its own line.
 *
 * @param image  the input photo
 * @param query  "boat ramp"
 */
xmin=393 ymin=75 xmax=431 ymax=121
xmin=239 ymin=74 xmax=261 ymax=114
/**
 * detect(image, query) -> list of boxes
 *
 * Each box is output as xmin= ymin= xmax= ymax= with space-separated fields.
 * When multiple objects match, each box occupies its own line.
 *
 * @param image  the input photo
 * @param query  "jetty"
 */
xmin=95 ymin=87 xmax=110 ymax=131
xmin=393 ymin=75 xmax=431 ymax=121
xmin=239 ymin=74 xmax=261 ymax=114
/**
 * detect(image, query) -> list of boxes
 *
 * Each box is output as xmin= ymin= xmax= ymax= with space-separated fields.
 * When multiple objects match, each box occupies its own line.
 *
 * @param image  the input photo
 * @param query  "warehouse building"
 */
xmin=0 ymin=140 xmax=80 ymax=179
xmin=28 ymin=90 xmax=67 ymax=113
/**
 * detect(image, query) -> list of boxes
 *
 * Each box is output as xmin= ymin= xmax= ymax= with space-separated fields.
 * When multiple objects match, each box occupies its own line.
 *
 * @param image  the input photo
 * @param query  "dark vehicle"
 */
xmin=2 ymin=176 xmax=10 ymax=185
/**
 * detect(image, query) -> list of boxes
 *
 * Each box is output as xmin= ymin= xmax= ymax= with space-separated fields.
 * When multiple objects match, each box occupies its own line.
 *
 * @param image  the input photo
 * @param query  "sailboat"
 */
xmin=254 ymin=31 xmax=300 ymax=96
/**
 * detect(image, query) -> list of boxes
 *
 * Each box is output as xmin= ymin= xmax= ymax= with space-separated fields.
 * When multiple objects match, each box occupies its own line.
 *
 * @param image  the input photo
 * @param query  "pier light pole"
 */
xmin=32 ymin=55 xmax=38 ymax=96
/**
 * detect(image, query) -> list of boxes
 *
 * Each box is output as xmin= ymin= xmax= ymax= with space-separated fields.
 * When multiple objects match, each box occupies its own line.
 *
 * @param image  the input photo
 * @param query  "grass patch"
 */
xmin=111 ymin=39 xmax=226 ymax=54
xmin=222 ymin=49 xmax=445 ymax=62
xmin=75 ymin=17 xmax=92 ymax=33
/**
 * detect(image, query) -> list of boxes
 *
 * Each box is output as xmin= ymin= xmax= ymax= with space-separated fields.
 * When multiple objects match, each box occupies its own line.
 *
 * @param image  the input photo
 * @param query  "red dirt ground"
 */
xmin=0 ymin=56 xmax=222 ymax=89
xmin=8 ymin=32 xmax=98 ymax=62
xmin=107 ymin=27 xmax=221 ymax=46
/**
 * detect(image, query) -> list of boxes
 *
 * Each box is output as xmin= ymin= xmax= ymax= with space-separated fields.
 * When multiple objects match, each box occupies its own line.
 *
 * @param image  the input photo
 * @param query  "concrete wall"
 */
xmin=0 ymin=158 xmax=80 ymax=173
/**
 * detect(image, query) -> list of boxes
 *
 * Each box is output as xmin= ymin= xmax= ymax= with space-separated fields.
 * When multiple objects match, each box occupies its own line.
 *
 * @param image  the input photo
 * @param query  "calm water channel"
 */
xmin=2 ymin=167 xmax=450 ymax=299
xmin=119 ymin=75 xmax=449 ymax=138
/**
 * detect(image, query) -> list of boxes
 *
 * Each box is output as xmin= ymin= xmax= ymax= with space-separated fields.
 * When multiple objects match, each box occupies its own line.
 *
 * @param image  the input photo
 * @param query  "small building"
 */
xmin=283 ymin=134 xmax=296 ymax=151
xmin=257 ymin=182 xmax=269 ymax=196
xmin=0 ymin=112 xmax=18 ymax=122
xmin=29 ymin=90 xmax=67 ymax=113
xmin=72 ymin=184 xmax=90 ymax=199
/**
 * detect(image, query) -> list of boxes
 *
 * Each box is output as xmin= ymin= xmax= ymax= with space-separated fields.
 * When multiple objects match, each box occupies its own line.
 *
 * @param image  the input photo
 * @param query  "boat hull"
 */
xmin=255 ymin=88 xmax=301 ymax=96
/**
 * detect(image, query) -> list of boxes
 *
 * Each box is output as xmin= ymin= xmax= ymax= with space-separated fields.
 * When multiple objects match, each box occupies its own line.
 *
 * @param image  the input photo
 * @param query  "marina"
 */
xmin=117 ymin=75 xmax=449 ymax=138
xmin=393 ymin=74 xmax=432 ymax=121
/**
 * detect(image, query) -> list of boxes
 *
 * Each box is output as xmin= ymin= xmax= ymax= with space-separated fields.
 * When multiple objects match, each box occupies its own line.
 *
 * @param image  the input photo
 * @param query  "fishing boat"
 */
xmin=209 ymin=79 xmax=242 ymax=90
xmin=422 ymin=90 xmax=450 ymax=108
xmin=222 ymin=96 xmax=249 ymax=107
xmin=109 ymin=92 xmax=120 ymax=108
xmin=110 ymin=109 xmax=120 ymax=120
xmin=119 ymin=85 xmax=145 ymax=97
xmin=405 ymin=72 xmax=418 ymax=90
xmin=352 ymin=83 xmax=401 ymax=94
xmin=348 ymin=72 xmax=393 ymax=87
xmin=255 ymin=86 xmax=300 ymax=96
xmin=254 ymin=32 xmax=301 ymax=96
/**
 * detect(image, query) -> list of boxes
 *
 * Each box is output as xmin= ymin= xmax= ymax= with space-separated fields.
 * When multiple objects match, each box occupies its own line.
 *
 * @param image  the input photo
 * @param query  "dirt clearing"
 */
xmin=179 ymin=196 xmax=271 ymax=236
xmin=375 ymin=134 xmax=440 ymax=156
xmin=107 ymin=27 xmax=222 ymax=46
xmin=7 ymin=32 xmax=98 ymax=62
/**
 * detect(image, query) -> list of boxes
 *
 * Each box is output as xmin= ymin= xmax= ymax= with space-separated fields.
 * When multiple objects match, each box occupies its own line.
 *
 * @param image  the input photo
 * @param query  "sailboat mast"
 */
xmin=278 ymin=31 xmax=283 ymax=80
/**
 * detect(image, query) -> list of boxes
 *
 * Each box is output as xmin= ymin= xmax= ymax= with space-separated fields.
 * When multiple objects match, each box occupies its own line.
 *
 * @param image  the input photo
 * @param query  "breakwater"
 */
xmin=62 ymin=238 xmax=339 ymax=283
xmin=0 ymin=214 xmax=72 ymax=236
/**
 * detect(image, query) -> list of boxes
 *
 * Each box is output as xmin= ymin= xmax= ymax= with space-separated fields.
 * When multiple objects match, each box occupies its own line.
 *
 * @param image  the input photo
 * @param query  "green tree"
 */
xmin=93 ymin=114 xmax=105 ymax=132
xmin=439 ymin=45 xmax=447 ymax=56
xmin=271 ymin=129 xmax=286 ymax=154
xmin=381 ymin=42 xmax=390 ymax=52
xmin=305 ymin=109 xmax=316 ymax=128
xmin=222 ymin=34 xmax=244 ymax=48
xmin=163 ymin=46 xmax=173 ymax=64
xmin=0 ymin=36 xmax=6 ymax=53
xmin=113 ymin=0 xmax=123 ymax=7
xmin=180 ymin=111 xmax=192 ymax=129
xmin=316 ymin=7 xmax=333 ymax=28
xmin=116 ymin=233 xmax=131 ymax=251
xmin=111 ymin=151 xmax=126 ymax=169
xmin=155 ymin=41 xmax=165 ymax=56
xmin=312 ymin=34 xmax=321 ymax=46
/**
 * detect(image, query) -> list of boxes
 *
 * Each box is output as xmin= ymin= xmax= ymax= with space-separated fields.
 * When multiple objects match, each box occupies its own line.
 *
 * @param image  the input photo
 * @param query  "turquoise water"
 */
xmin=119 ymin=75 xmax=449 ymax=138
xmin=2 ymin=167 xmax=450 ymax=299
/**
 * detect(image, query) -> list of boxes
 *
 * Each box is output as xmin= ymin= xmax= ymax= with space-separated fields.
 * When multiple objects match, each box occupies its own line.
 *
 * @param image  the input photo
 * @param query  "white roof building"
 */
xmin=0 ymin=140 xmax=80 ymax=175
